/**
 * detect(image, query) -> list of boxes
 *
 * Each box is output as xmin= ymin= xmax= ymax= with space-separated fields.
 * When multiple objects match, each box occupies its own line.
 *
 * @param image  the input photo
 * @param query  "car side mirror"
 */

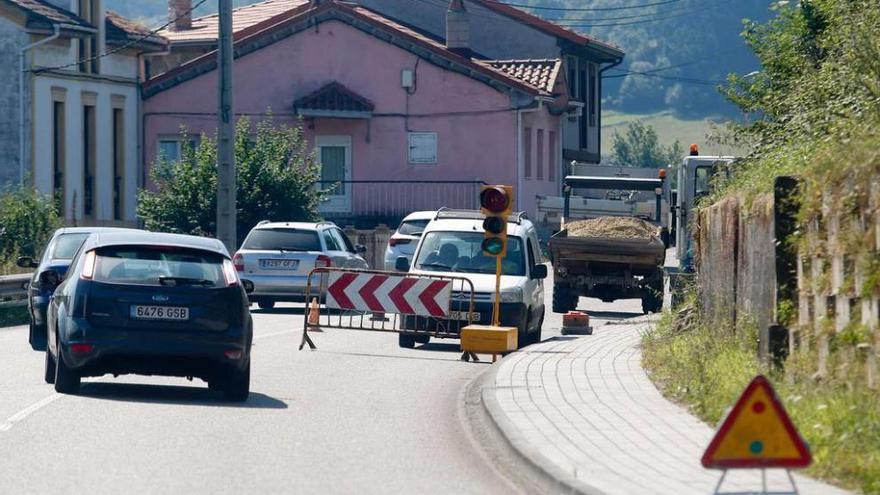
xmin=39 ymin=270 xmax=61 ymax=290
xmin=355 ymin=244 xmax=367 ymax=255
xmin=395 ymin=256 xmax=411 ymax=272
xmin=531 ymin=264 xmax=548 ymax=280
xmin=17 ymin=256 xmax=38 ymax=269
xmin=241 ymin=279 xmax=255 ymax=294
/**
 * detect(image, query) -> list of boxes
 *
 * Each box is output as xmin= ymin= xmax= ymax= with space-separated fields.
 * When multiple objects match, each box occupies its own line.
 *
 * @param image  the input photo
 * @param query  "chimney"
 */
xmin=169 ymin=0 xmax=193 ymax=31
xmin=446 ymin=0 xmax=471 ymax=58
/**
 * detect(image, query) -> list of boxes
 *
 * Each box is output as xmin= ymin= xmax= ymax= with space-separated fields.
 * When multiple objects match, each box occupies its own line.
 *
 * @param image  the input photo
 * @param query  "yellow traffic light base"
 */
xmin=460 ymin=325 xmax=517 ymax=363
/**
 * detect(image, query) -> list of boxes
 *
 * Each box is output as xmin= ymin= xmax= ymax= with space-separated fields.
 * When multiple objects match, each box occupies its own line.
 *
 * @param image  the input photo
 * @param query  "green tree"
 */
xmin=609 ymin=121 xmax=683 ymax=169
xmin=0 ymin=184 xmax=60 ymax=270
xmin=138 ymin=117 xmax=326 ymax=245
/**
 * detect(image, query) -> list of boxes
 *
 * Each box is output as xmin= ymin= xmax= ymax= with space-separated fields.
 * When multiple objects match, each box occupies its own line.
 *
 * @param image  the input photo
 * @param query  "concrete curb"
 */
xmin=463 ymin=354 xmax=608 ymax=495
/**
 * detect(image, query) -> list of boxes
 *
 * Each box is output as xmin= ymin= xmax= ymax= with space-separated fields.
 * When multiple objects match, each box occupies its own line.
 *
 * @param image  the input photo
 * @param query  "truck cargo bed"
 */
xmin=549 ymin=230 xmax=665 ymax=268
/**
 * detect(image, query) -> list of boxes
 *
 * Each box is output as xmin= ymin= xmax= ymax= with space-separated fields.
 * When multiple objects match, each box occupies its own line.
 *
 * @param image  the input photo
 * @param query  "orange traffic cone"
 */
xmin=308 ymin=297 xmax=320 ymax=326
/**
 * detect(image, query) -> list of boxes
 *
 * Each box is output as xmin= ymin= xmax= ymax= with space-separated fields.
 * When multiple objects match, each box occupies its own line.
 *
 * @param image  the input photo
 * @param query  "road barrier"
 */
xmin=0 ymin=274 xmax=31 ymax=309
xmin=299 ymin=267 xmax=477 ymax=356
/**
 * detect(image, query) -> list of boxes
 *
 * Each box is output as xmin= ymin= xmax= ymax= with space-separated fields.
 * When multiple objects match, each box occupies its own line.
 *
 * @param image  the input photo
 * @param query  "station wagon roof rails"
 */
xmin=257 ymin=220 xmax=270 ymax=226
xmin=434 ymin=209 xmax=528 ymax=225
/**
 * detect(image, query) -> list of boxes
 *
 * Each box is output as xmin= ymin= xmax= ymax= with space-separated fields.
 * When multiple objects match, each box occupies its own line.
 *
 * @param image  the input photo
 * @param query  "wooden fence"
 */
xmin=697 ymin=176 xmax=879 ymax=387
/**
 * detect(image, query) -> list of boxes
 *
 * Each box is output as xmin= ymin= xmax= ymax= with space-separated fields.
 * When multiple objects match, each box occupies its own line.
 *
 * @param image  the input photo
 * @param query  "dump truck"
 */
xmin=549 ymin=175 xmax=667 ymax=314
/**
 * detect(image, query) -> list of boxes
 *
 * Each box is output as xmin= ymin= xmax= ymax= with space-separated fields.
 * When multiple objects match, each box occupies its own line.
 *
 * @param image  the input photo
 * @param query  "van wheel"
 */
xmin=531 ymin=313 xmax=544 ymax=345
xmin=398 ymin=334 xmax=416 ymax=349
xmin=54 ymin=346 xmax=81 ymax=395
xmin=257 ymin=300 xmax=275 ymax=310
xmin=517 ymin=315 xmax=530 ymax=349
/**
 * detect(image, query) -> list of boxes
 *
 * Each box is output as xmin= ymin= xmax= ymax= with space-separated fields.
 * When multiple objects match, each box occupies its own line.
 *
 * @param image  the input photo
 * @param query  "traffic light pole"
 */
xmin=492 ymin=257 xmax=502 ymax=327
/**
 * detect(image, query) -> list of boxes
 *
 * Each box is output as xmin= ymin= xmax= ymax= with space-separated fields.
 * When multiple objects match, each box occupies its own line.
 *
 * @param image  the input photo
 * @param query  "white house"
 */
xmin=0 ymin=0 xmax=166 ymax=226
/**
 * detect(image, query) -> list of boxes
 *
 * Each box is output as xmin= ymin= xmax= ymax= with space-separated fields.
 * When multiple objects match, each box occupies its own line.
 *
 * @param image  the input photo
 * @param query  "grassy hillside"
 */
xmin=602 ymin=111 xmax=744 ymax=159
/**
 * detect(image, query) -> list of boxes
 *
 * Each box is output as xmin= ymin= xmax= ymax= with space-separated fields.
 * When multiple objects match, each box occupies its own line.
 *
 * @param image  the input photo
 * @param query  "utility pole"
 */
xmin=217 ymin=0 xmax=236 ymax=252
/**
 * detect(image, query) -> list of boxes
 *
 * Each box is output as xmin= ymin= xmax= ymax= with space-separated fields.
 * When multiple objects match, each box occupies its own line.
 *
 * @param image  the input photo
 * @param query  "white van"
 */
xmin=395 ymin=210 xmax=547 ymax=349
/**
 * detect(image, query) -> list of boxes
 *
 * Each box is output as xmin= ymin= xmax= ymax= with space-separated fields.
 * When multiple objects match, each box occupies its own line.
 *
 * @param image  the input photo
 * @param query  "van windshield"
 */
xmin=414 ymin=231 xmax=525 ymax=276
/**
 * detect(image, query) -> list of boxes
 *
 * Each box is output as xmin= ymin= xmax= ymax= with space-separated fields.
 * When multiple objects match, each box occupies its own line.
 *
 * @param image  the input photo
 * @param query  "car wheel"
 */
xmin=398 ymin=334 xmax=416 ymax=349
xmin=54 ymin=346 xmax=81 ymax=394
xmin=223 ymin=362 xmax=250 ymax=402
xmin=517 ymin=314 xmax=530 ymax=349
xmin=257 ymin=300 xmax=275 ymax=310
xmin=44 ymin=349 xmax=56 ymax=384
xmin=29 ymin=321 xmax=47 ymax=351
xmin=415 ymin=334 xmax=430 ymax=345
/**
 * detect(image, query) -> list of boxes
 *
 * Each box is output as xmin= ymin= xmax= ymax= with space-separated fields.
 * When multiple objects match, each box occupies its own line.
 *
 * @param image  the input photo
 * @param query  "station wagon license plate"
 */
xmin=131 ymin=305 xmax=189 ymax=321
xmin=447 ymin=311 xmax=480 ymax=322
xmin=260 ymin=259 xmax=299 ymax=270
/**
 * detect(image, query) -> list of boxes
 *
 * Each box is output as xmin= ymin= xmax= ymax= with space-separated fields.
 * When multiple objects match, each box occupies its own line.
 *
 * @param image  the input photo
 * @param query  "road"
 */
xmin=0 ymin=277 xmax=643 ymax=494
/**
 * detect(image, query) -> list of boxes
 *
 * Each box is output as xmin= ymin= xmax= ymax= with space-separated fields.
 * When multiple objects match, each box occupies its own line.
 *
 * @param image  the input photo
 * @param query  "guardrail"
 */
xmin=0 ymin=273 xmax=31 ymax=309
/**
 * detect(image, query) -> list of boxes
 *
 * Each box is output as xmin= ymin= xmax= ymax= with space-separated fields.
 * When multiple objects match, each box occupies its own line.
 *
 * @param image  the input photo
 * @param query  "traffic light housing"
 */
xmin=480 ymin=185 xmax=514 ymax=257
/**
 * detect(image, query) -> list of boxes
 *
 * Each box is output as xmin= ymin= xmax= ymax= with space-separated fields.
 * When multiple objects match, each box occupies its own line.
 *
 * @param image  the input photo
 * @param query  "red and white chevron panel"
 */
xmin=325 ymin=272 xmax=452 ymax=317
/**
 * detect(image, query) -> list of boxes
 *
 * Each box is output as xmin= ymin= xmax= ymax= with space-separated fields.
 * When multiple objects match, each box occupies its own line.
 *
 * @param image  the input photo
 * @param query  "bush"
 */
xmin=0 ymin=185 xmax=60 ymax=274
xmin=138 ymin=117 xmax=326 ymax=245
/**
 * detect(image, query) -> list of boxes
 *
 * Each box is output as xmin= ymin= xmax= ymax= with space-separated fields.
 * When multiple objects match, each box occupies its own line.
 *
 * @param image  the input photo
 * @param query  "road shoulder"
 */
xmin=467 ymin=316 xmax=853 ymax=495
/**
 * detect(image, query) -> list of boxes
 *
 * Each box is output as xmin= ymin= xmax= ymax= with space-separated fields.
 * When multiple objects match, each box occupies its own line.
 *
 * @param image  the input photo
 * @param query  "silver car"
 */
xmin=383 ymin=211 xmax=434 ymax=271
xmin=233 ymin=221 xmax=368 ymax=309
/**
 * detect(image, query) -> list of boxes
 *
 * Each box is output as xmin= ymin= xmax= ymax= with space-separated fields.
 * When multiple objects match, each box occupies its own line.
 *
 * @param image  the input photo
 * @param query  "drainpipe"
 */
xmin=19 ymin=25 xmax=61 ymax=185
xmin=598 ymin=57 xmax=624 ymax=164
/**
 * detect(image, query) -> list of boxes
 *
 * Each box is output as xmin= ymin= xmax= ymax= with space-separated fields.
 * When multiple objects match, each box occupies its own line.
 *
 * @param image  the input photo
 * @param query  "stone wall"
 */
xmin=343 ymin=225 xmax=393 ymax=271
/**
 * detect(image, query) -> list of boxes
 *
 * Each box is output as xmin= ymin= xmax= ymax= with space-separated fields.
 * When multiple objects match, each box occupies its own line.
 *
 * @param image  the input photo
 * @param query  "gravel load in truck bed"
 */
xmin=566 ymin=217 xmax=660 ymax=240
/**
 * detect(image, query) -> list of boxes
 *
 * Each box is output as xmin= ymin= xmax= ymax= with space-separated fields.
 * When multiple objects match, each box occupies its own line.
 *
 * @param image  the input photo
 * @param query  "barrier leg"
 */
xmin=299 ymin=326 xmax=317 ymax=351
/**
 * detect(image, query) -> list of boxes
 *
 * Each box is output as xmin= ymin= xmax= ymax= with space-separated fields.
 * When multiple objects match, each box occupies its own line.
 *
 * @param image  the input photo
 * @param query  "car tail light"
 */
xmin=71 ymin=343 xmax=94 ymax=355
xmin=222 ymin=259 xmax=239 ymax=287
xmin=80 ymin=251 xmax=96 ymax=280
xmin=315 ymin=255 xmax=332 ymax=268
xmin=389 ymin=238 xmax=411 ymax=247
xmin=232 ymin=252 xmax=244 ymax=272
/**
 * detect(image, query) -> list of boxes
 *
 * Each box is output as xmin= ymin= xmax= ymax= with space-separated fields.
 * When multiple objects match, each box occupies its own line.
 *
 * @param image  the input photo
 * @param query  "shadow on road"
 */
xmin=582 ymin=310 xmax=644 ymax=320
xmin=77 ymin=382 xmax=288 ymax=409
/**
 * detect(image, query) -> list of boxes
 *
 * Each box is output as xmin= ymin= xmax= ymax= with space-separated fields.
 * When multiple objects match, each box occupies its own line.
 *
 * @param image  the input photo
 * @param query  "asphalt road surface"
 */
xmin=0 ymin=278 xmax=643 ymax=494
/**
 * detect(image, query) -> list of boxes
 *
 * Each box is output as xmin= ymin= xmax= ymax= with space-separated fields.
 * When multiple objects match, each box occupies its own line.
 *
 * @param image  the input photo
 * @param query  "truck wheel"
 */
xmin=553 ymin=285 xmax=573 ymax=313
xmin=398 ymin=334 xmax=416 ymax=349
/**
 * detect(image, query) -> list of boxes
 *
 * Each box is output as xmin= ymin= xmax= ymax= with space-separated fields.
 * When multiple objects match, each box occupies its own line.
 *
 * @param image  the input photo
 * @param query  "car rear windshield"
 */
xmin=241 ymin=228 xmax=321 ymax=251
xmin=92 ymin=246 xmax=226 ymax=287
xmin=48 ymin=233 xmax=90 ymax=260
xmin=397 ymin=219 xmax=430 ymax=236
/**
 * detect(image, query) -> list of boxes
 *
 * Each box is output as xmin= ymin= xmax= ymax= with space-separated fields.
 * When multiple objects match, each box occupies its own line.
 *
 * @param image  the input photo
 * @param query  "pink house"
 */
xmin=142 ymin=0 xmax=586 ymax=224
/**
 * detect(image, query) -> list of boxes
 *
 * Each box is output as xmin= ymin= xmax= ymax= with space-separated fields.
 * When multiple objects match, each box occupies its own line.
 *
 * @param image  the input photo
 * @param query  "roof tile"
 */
xmin=484 ymin=59 xmax=561 ymax=93
xmin=294 ymin=81 xmax=375 ymax=113
xmin=159 ymin=0 xmax=308 ymax=43
xmin=3 ymin=0 xmax=92 ymax=28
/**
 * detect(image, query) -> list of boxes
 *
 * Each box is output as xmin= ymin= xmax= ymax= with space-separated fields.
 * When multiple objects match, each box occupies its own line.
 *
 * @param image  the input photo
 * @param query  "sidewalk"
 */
xmin=480 ymin=316 xmax=852 ymax=495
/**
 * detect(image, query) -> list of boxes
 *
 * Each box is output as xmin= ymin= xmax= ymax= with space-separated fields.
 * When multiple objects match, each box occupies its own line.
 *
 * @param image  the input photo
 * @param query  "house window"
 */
xmin=567 ymin=57 xmax=577 ymax=99
xmin=579 ymin=66 xmax=588 ymax=149
xmin=536 ymin=129 xmax=544 ymax=180
xmin=589 ymin=64 xmax=598 ymax=127
xmin=77 ymin=0 xmax=99 ymax=74
xmin=408 ymin=132 xmax=438 ymax=164
xmin=524 ymin=127 xmax=532 ymax=178
xmin=548 ymin=131 xmax=557 ymax=181
xmin=52 ymin=100 xmax=65 ymax=208
xmin=83 ymin=104 xmax=96 ymax=218
xmin=158 ymin=138 xmax=198 ymax=163
xmin=112 ymin=107 xmax=125 ymax=221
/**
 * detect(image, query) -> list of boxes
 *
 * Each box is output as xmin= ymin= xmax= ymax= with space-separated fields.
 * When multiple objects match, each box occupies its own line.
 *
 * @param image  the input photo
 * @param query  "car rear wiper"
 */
xmin=278 ymin=247 xmax=308 ymax=253
xmin=159 ymin=277 xmax=214 ymax=287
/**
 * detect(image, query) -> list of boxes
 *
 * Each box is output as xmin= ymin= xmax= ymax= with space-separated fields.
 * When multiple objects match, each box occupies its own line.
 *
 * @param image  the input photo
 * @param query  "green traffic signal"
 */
xmin=482 ymin=237 xmax=505 ymax=256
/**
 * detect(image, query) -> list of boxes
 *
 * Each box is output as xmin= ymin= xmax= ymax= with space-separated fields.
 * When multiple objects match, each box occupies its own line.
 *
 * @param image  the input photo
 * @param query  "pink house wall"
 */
xmin=144 ymin=19 xmax=558 ymax=218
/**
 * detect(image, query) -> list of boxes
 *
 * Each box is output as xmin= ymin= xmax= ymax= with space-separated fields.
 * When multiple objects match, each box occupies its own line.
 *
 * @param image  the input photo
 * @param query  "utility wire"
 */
xmin=31 ymin=0 xmax=209 ymax=74
xmin=494 ymin=0 xmax=685 ymax=12
xmin=557 ymin=10 xmax=695 ymax=27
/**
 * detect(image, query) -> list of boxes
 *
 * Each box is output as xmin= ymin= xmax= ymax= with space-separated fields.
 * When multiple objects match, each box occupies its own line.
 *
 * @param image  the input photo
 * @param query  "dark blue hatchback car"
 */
xmin=18 ymin=227 xmax=139 ymax=351
xmin=40 ymin=231 xmax=254 ymax=402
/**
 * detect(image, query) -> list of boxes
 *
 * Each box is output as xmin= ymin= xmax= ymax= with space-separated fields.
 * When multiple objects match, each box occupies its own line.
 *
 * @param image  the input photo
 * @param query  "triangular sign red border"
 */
xmin=701 ymin=375 xmax=812 ymax=469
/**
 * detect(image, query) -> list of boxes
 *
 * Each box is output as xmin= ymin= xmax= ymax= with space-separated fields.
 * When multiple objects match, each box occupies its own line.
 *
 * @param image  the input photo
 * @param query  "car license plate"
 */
xmin=448 ymin=311 xmax=480 ymax=321
xmin=130 ymin=305 xmax=190 ymax=321
xmin=260 ymin=259 xmax=299 ymax=270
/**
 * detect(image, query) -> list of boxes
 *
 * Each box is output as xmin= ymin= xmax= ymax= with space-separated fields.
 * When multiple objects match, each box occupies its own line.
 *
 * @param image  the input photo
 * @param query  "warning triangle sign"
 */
xmin=702 ymin=375 xmax=812 ymax=469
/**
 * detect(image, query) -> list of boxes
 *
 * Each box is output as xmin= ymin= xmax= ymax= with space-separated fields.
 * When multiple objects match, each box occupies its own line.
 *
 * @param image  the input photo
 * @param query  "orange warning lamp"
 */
xmin=689 ymin=144 xmax=699 ymax=156
xmin=658 ymin=169 xmax=667 ymax=180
